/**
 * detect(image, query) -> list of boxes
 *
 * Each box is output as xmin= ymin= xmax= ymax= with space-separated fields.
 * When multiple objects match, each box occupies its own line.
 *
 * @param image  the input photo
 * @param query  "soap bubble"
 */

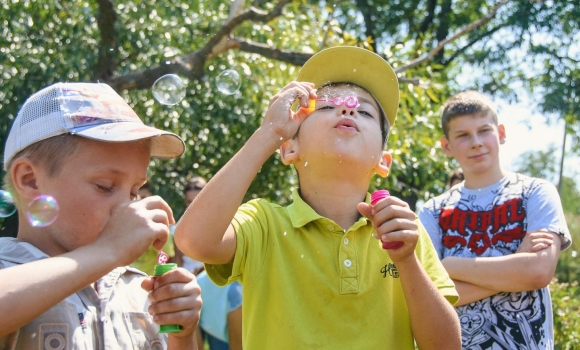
xmin=216 ymin=70 xmax=241 ymax=95
xmin=152 ymin=74 xmax=186 ymax=106
xmin=0 ymin=190 xmax=16 ymax=218
xmin=27 ymin=195 xmax=59 ymax=227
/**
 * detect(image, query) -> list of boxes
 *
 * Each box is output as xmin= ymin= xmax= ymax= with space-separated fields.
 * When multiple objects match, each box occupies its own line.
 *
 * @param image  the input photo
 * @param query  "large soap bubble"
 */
xmin=216 ymin=69 xmax=241 ymax=95
xmin=152 ymin=74 xmax=186 ymax=106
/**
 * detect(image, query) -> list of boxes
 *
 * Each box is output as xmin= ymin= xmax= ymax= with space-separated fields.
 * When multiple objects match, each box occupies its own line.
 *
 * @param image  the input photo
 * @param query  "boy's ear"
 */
xmin=280 ymin=139 xmax=300 ymax=165
xmin=498 ymin=124 xmax=506 ymax=144
xmin=11 ymin=158 xmax=42 ymax=201
xmin=440 ymin=136 xmax=453 ymax=157
xmin=374 ymin=151 xmax=392 ymax=178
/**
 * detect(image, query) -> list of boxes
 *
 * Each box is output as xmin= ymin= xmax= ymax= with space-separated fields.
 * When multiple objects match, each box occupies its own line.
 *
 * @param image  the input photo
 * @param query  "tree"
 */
xmin=515 ymin=146 xmax=580 ymax=215
xmin=1 ymin=0 xmax=578 ymax=213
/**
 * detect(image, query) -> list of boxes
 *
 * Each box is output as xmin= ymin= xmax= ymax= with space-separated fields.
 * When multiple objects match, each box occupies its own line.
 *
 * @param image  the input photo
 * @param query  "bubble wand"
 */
xmin=154 ymin=251 xmax=182 ymax=333
xmin=371 ymin=190 xmax=404 ymax=250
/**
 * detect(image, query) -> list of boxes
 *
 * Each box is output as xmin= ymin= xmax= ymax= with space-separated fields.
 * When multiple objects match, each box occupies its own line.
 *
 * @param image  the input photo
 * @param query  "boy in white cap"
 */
xmin=175 ymin=47 xmax=461 ymax=349
xmin=0 ymin=82 xmax=202 ymax=349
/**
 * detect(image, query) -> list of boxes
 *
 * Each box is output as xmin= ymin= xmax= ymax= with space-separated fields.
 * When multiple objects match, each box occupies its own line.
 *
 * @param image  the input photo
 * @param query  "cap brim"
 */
xmin=72 ymin=122 xmax=185 ymax=159
xmin=297 ymin=46 xmax=399 ymax=127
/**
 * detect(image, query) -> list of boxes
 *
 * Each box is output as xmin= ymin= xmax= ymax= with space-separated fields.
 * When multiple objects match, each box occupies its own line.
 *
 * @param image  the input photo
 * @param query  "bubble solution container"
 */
xmin=370 ymin=190 xmax=404 ymax=250
xmin=153 ymin=262 xmax=182 ymax=333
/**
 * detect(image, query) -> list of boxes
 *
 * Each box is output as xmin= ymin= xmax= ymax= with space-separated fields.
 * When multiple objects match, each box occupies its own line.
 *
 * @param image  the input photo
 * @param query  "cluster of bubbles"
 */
xmin=152 ymin=69 xmax=241 ymax=105
xmin=0 ymin=190 xmax=60 ymax=227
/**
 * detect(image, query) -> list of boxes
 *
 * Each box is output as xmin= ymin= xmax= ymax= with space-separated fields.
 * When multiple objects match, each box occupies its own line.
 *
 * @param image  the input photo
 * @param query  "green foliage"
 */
xmin=513 ymin=146 xmax=558 ymax=183
xmin=551 ymin=278 xmax=580 ymax=350
xmin=0 ymin=0 xmax=577 ymax=214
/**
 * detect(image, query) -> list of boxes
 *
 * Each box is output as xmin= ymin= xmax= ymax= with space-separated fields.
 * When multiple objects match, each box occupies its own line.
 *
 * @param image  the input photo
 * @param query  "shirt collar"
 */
xmin=286 ymin=189 xmax=372 ymax=229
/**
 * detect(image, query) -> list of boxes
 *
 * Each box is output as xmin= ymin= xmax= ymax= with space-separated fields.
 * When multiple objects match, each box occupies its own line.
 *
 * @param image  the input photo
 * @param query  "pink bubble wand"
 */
xmin=371 ymin=190 xmax=404 ymax=250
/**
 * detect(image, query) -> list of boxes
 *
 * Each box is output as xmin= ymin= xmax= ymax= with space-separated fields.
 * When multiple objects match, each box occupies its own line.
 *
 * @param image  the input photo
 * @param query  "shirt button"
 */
xmin=326 ymin=224 xmax=334 ymax=231
xmin=344 ymin=238 xmax=349 ymax=245
xmin=344 ymin=259 xmax=352 ymax=267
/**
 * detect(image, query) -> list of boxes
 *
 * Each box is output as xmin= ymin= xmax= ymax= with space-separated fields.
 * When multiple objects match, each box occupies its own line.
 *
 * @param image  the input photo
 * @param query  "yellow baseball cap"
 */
xmin=297 ymin=46 xmax=399 ymax=127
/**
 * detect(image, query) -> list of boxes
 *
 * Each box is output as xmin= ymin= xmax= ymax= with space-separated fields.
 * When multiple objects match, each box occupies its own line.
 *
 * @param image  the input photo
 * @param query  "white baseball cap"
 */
xmin=4 ymin=82 xmax=185 ymax=170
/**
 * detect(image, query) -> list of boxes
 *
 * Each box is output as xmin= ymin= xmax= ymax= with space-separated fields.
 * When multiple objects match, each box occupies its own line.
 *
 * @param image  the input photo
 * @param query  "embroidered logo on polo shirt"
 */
xmin=381 ymin=263 xmax=399 ymax=278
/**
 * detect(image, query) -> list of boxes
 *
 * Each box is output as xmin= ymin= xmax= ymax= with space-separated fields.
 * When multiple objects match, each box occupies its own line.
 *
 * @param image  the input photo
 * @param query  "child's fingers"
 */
xmin=150 ymin=268 xmax=200 ymax=302
xmin=376 ymin=218 xmax=418 ymax=238
xmin=529 ymin=243 xmax=550 ymax=253
xmin=357 ymin=202 xmax=374 ymax=220
xmin=152 ymin=309 xmax=200 ymax=334
xmin=149 ymin=293 xmax=199 ymax=316
xmin=378 ymin=229 xmax=418 ymax=246
xmin=372 ymin=204 xmax=416 ymax=228
xmin=141 ymin=276 xmax=156 ymax=292
xmin=142 ymin=196 xmax=176 ymax=225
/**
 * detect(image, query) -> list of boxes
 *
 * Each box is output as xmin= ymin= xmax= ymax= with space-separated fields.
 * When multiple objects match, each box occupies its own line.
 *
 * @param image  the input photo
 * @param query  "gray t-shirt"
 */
xmin=419 ymin=172 xmax=571 ymax=350
xmin=0 ymin=238 xmax=167 ymax=350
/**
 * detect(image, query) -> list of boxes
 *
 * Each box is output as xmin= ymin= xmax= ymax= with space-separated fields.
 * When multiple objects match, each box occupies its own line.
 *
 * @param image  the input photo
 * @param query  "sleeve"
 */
xmin=415 ymin=220 xmax=459 ymax=305
xmin=227 ymin=281 xmax=243 ymax=312
xmin=526 ymin=179 xmax=572 ymax=250
xmin=205 ymin=199 xmax=270 ymax=286
xmin=417 ymin=200 xmax=444 ymax=259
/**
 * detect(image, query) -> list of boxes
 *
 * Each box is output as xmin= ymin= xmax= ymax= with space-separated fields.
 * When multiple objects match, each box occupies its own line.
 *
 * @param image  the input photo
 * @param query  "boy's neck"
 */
xmin=463 ymin=165 xmax=506 ymax=189
xmin=298 ymin=173 xmax=370 ymax=230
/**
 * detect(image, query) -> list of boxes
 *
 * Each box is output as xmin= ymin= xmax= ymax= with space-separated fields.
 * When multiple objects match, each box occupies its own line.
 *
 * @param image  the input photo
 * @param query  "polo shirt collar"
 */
xmin=286 ymin=189 xmax=372 ymax=228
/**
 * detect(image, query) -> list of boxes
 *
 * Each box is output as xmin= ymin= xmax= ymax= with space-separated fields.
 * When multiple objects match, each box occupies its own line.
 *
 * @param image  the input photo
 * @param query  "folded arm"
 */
xmin=443 ymin=231 xmax=561 ymax=293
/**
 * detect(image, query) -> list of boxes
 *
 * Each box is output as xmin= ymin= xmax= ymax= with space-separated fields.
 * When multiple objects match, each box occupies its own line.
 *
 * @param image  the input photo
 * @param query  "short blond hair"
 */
xmin=3 ymin=134 xmax=84 ymax=203
xmin=441 ymin=91 xmax=497 ymax=138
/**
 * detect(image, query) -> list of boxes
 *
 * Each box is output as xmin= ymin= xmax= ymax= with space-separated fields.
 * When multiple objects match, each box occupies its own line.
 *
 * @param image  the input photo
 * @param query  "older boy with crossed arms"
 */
xmin=419 ymin=91 xmax=571 ymax=349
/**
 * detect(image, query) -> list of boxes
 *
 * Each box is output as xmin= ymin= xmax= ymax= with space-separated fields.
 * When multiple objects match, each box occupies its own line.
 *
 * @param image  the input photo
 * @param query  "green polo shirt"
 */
xmin=206 ymin=190 xmax=458 ymax=349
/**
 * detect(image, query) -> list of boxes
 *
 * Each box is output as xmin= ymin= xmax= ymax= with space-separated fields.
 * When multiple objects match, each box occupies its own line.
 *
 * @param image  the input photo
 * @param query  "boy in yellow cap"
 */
xmin=175 ymin=46 xmax=461 ymax=349
xmin=0 ymin=82 xmax=201 ymax=349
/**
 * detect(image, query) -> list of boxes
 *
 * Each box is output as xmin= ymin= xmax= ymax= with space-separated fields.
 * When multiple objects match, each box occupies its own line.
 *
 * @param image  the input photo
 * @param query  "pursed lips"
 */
xmin=335 ymin=118 xmax=359 ymax=132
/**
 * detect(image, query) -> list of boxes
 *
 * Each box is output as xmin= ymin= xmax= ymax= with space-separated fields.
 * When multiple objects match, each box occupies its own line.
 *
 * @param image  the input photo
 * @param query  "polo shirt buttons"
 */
xmin=344 ymin=259 xmax=352 ymax=267
xmin=344 ymin=238 xmax=349 ymax=245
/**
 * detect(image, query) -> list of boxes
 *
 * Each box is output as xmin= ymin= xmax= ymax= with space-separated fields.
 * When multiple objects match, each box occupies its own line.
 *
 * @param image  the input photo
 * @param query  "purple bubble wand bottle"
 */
xmin=370 ymin=190 xmax=404 ymax=250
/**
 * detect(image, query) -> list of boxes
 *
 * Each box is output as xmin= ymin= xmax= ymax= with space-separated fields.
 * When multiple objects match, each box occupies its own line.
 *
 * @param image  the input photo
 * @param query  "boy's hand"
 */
xmin=97 ymin=196 xmax=175 ymax=266
xmin=516 ymin=230 xmax=555 ymax=253
xmin=357 ymin=196 xmax=419 ymax=261
xmin=142 ymin=268 xmax=202 ymax=339
xmin=262 ymin=81 xmax=317 ymax=142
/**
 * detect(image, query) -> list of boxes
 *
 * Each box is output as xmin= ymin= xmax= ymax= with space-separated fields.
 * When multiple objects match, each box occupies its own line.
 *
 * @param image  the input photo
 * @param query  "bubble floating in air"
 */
xmin=0 ymin=190 xmax=16 ymax=218
xmin=216 ymin=70 xmax=241 ymax=95
xmin=27 ymin=195 xmax=59 ymax=227
xmin=152 ymin=74 xmax=186 ymax=106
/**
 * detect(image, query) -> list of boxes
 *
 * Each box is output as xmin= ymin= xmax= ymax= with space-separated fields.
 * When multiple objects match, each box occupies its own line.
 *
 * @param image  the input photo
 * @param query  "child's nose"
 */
xmin=340 ymin=108 xmax=356 ymax=117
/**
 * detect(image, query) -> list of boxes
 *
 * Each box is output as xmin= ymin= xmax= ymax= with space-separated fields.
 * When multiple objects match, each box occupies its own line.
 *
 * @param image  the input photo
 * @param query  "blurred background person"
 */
xmin=173 ymin=176 xmax=207 ymax=275
xmin=195 ymin=270 xmax=243 ymax=350
xmin=447 ymin=167 xmax=464 ymax=189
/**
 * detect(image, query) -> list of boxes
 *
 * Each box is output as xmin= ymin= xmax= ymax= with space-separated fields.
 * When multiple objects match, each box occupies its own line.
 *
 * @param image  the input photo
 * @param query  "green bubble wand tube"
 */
xmin=154 ymin=251 xmax=182 ymax=333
